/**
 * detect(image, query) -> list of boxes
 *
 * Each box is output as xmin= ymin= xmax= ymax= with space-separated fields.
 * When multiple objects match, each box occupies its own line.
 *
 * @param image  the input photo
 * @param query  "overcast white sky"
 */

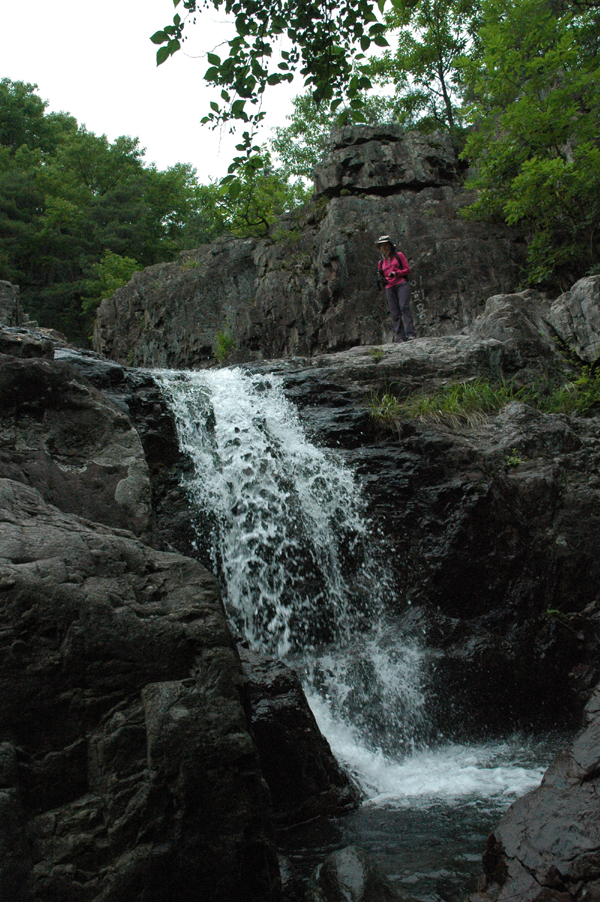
xmin=0 ymin=0 xmax=298 ymax=181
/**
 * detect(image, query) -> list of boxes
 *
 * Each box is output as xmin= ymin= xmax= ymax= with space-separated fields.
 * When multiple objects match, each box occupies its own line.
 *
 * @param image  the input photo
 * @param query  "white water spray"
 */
xmin=155 ymin=367 xmax=550 ymax=805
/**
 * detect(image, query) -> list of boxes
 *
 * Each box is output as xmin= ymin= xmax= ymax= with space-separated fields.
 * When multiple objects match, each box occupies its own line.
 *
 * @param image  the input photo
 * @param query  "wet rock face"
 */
xmin=0 ymin=478 xmax=280 ymax=902
xmin=467 ymin=685 xmax=600 ymax=902
xmin=0 ymin=351 xmax=152 ymax=538
xmin=240 ymin=649 xmax=360 ymax=825
xmin=93 ymin=129 xmax=524 ymax=366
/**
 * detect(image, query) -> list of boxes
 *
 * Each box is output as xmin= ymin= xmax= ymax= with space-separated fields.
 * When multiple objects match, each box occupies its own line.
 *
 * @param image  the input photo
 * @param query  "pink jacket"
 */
xmin=379 ymin=252 xmax=410 ymax=287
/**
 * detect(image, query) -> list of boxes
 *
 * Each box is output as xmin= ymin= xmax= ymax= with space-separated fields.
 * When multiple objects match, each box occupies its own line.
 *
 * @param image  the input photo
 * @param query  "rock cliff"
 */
xmin=93 ymin=128 xmax=524 ymax=366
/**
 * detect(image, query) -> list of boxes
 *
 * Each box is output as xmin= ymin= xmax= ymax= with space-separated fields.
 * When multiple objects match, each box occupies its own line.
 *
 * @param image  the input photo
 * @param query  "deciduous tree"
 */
xmin=461 ymin=0 xmax=600 ymax=286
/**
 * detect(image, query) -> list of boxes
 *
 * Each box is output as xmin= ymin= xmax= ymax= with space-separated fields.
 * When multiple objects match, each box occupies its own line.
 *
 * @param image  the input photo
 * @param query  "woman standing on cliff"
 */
xmin=376 ymin=235 xmax=417 ymax=342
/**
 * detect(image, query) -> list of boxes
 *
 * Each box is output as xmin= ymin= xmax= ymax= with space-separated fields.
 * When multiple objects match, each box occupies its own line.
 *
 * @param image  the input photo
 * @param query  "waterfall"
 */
xmin=154 ymin=367 xmax=550 ymax=805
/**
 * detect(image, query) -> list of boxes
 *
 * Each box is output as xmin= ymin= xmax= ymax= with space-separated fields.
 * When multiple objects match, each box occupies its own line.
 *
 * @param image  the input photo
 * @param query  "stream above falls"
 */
xmin=154 ymin=366 xmax=568 ymax=900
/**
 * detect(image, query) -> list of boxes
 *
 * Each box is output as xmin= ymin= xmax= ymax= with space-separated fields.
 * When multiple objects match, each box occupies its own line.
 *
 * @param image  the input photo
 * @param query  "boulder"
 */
xmin=307 ymin=845 xmax=407 ymax=902
xmin=240 ymin=649 xmax=360 ymax=824
xmin=0 ymin=325 xmax=54 ymax=359
xmin=547 ymin=275 xmax=600 ymax=363
xmin=0 ymin=478 xmax=280 ymax=902
xmin=472 ymin=289 xmax=558 ymax=374
xmin=467 ymin=684 xmax=600 ymax=902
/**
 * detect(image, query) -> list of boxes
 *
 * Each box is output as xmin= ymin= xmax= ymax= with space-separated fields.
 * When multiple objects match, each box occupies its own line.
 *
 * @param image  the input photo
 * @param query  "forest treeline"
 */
xmin=1 ymin=0 xmax=599 ymax=343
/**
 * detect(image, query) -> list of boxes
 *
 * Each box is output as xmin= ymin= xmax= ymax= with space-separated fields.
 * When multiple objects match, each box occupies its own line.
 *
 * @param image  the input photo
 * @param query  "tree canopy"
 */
xmin=460 ymin=0 xmax=600 ymax=286
xmin=364 ymin=0 xmax=481 ymax=134
xmin=151 ymin=0 xmax=388 ymax=137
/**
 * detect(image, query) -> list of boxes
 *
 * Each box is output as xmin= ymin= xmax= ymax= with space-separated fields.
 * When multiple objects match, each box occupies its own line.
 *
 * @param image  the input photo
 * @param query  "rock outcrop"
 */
xmin=467 ymin=684 xmax=600 ymax=902
xmin=0 ymin=281 xmax=26 ymax=328
xmin=0 ymin=346 xmax=152 ymax=539
xmin=312 ymin=127 xmax=460 ymax=196
xmin=93 ymin=128 xmax=525 ymax=366
xmin=0 ymin=477 xmax=280 ymax=902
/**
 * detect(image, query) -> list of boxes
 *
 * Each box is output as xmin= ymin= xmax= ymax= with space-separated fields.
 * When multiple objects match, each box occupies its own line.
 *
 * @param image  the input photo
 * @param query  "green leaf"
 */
xmin=360 ymin=36 xmax=371 ymax=51
xmin=156 ymin=46 xmax=170 ymax=65
xmin=150 ymin=31 xmax=167 ymax=45
xmin=210 ymin=101 xmax=220 ymax=112
xmin=205 ymin=67 xmax=219 ymax=80
xmin=207 ymin=52 xmax=221 ymax=65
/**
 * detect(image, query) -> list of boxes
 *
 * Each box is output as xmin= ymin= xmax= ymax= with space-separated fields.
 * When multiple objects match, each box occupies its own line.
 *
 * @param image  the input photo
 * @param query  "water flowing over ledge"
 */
xmin=154 ymin=366 xmax=556 ymax=812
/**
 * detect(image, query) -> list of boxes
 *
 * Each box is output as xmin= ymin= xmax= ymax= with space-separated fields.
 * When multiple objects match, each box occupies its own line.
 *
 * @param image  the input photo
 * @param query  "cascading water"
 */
xmin=154 ymin=366 xmax=564 ymax=899
xmin=154 ymin=366 xmax=427 ymax=755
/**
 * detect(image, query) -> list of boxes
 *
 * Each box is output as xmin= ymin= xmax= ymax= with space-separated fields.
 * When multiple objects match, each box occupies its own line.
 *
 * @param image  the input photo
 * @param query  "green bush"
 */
xmin=213 ymin=326 xmax=236 ymax=362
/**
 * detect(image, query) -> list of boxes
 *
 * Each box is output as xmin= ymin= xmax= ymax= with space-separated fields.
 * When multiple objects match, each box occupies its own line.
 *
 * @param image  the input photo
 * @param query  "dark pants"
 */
xmin=386 ymin=281 xmax=416 ymax=341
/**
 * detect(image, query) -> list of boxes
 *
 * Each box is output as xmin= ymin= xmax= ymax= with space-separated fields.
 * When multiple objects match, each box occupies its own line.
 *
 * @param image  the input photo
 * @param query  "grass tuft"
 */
xmin=369 ymin=369 xmax=600 ymax=430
